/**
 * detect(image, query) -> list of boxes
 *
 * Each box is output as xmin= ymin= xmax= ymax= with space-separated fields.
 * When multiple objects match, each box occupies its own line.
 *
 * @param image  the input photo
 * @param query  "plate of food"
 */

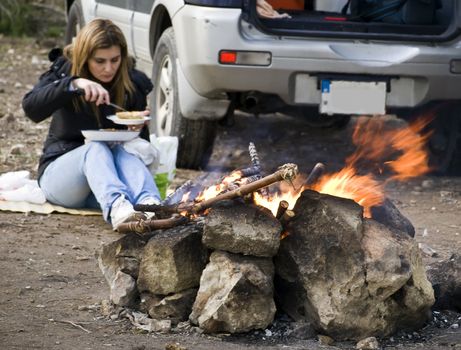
xmin=107 ymin=111 xmax=151 ymax=125
xmin=81 ymin=129 xmax=140 ymax=142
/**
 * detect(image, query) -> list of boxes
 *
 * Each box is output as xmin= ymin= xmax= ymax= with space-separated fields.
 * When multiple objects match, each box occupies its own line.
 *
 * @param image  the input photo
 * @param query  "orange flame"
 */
xmin=311 ymin=166 xmax=383 ymax=217
xmin=312 ymin=115 xmax=433 ymax=217
xmin=253 ymin=176 xmax=307 ymax=216
xmin=195 ymin=172 xmax=243 ymax=202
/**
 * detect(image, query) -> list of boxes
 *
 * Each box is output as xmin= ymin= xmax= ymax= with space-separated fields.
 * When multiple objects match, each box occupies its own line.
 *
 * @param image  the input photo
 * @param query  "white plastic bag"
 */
xmin=0 ymin=171 xmax=46 ymax=204
xmin=149 ymin=135 xmax=178 ymax=198
xmin=0 ymin=170 xmax=31 ymax=190
xmin=123 ymin=137 xmax=160 ymax=168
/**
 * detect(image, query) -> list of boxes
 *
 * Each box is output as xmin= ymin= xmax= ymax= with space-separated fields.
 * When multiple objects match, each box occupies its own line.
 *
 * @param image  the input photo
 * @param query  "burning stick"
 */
xmin=184 ymin=163 xmax=299 ymax=214
xmin=276 ymin=200 xmax=289 ymax=220
xmin=248 ymin=142 xmax=270 ymax=198
xmin=133 ymin=203 xmax=179 ymax=215
xmin=279 ymin=210 xmax=295 ymax=227
xmin=218 ymin=174 xmax=261 ymax=195
xmin=249 ymin=142 xmax=262 ymax=171
xmin=117 ymin=216 xmax=189 ymax=234
xmin=162 ymin=180 xmax=194 ymax=205
xmin=305 ymin=162 xmax=325 ymax=186
xmin=237 ymin=166 xmax=262 ymax=178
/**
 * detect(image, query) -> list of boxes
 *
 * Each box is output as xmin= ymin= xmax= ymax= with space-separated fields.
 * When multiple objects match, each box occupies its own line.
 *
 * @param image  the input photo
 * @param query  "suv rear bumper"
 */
xmin=173 ymin=6 xmax=461 ymax=111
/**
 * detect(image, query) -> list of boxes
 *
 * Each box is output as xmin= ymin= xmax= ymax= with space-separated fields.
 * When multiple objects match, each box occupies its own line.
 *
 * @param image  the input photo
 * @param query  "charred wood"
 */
xmin=117 ymin=216 xmax=189 ymax=234
xmin=280 ymin=210 xmax=295 ymax=227
xmin=162 ymin=180 xmax=194 ymax=206
xmin=133 ymin=204 xmax=181 ymax=219
xmin=236 ymin=166 xmax=261 ymax=178
xmin=248 ymin=142 xmax=270 ymax=198
xmin=305 ymin=163 xmax=326 ymax=186
xmin=276 ymin=200 xmax=289 ymax=220
xmin=370 ymin=198 xmax=415 ymax=237
xmin=248 ymin=142 xmax=261 ymax=171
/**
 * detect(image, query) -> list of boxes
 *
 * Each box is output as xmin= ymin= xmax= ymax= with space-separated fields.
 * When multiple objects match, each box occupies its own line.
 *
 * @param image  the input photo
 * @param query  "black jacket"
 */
xmin=22 ymin=51 xmax=153 ymax=180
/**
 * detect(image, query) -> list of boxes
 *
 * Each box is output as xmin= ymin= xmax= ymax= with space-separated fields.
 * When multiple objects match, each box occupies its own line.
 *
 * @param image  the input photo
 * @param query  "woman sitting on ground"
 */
xmin=22 ymin=18 xmax=161 ymax=230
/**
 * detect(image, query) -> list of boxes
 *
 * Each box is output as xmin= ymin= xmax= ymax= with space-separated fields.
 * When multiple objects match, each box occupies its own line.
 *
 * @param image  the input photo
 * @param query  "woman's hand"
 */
xmin=72 ymin=78 xmax=110 ymax=106
xmin=126 ymin=110 xmax=150 ymax=132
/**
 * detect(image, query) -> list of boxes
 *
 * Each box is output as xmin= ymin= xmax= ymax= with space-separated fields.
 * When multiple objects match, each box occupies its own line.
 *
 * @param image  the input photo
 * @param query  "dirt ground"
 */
xmin=0 ymin=36 xmax=460 ymax=350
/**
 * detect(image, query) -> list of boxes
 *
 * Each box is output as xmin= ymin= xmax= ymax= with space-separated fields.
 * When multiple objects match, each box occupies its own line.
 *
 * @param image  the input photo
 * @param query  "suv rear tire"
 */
xmin=426 ymin=103 xmax=461 ymax=175
xmin=150 ymin=28 xmax=216 ymax=169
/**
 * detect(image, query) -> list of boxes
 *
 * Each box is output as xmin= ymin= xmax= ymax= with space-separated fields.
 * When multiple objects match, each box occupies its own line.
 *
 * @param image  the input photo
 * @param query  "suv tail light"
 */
xmin=185 ymin=0 xmax=243 ymax=7
xmin=450 ymin=59 xmax=461 ymax=74
xmin=219 ymin=50 xmax=271 ymax=66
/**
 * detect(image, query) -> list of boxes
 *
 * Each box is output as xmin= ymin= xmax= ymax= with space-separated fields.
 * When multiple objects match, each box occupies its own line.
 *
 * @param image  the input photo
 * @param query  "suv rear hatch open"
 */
xmin=245 ymin=0 xmax=460 ymax=42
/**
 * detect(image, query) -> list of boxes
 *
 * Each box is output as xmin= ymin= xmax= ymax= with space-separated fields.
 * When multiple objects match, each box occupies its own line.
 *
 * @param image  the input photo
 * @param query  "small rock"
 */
xmin=151 ymin=319 xmax=171 ymax=333
xmin=14 ymin=82 xmax=22 ymax=89
xmin=100 ymin=299 xmax=112 ymax=316
xmin=452 ymin=323 xmax=459 ymax=329
xmin=9 ymin=144 xmax=25 ymax=155
xmin=31 ymin=56 xmax=40 ymax=65
xmin=422 ymin=228 xmax=429 ymax=237
xmin=318 ymin=335 xmax=334 ymax=345
xmin=76 ymin=256 xmax=89 ymax=261
xmin=264 ymin=329 xmax=272 ymax=337
xmin=356 ymin=336 xmax=379 ymax=350
xmin=165 ymin=343 xmax=187 ymax=350
xmin=4 ymin=113 xmax=14 ymax=123
xmin=285 ymin=321 xmax=316 ymax=340
xmin=421 ymin=179 xmax=434 ymax=189
xmin=418 ymin=243 xmax=438 ymax=257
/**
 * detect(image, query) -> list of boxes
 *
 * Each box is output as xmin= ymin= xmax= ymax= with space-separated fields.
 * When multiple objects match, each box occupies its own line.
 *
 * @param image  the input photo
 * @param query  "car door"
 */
xmin=94 ymin=0 xmax=135 ymax=55
xmin=132 ymin=1 xmax=156 ymax=68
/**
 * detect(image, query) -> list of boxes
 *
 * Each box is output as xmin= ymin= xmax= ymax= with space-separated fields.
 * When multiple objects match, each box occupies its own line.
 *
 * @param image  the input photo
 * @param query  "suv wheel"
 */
xmin=64 ymin=0 xmax=84 ymax=44
xmin=426 ymin=103 xmax=461 ymax=175
xmin=150 ymin=28 xmax=216 ymax=169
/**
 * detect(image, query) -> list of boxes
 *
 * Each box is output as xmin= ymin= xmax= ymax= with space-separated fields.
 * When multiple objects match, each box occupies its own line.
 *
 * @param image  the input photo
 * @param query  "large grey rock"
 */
xmin=427 ymin=253 xmax=461 ymax=312
xmin=275 ymin=190 xmax=434 ymax=340
xmin=203 ymin=201 xmax=282 ymax=257
xmin=110 ymin=271 xmax=138 ymax=307
xmin=362 ymin=219 xmax=434 ymax=331
xmin=96 ymin=234 xmax=147 ymax=285
xmin=140 ymin=288 xmax=198 ymax=324
xmin=190 ymin=250 xmax=276 ymax=333
xmin=137 ymin=225 xmax=208 ymax=295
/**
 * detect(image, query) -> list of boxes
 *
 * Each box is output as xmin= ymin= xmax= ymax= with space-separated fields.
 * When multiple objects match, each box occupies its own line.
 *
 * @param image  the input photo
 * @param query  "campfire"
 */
xmin=117 ymin=115 xmax=433 ymax=233
xmin=97 ymin=116 xmax=436 ymax=342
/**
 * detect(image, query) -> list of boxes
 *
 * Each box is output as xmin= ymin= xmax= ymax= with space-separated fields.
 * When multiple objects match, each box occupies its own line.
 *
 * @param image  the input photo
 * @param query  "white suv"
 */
xmin=65 ymin=0 xmax=461 ymax=174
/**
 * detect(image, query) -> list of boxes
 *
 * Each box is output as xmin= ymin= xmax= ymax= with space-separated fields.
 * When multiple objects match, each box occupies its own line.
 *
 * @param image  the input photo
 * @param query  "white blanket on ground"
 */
xmin=0 ymin=171 xmax=100 ymax=216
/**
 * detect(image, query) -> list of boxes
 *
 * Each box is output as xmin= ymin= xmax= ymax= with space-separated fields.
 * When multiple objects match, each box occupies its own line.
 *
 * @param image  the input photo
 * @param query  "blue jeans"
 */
xmin=39 ymin=142 xmax=160 ymax=222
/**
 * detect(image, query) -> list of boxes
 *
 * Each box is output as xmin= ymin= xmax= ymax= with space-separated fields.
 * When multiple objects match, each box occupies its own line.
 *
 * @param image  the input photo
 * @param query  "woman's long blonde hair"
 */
xmin=64 ymin=18 xmax=134 ymax=108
